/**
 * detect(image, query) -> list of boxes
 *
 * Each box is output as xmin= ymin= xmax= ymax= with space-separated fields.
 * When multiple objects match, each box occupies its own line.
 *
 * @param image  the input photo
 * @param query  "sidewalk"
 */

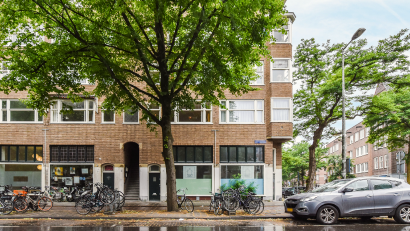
xmin=0 ymin=201 xmax=292 ymax=220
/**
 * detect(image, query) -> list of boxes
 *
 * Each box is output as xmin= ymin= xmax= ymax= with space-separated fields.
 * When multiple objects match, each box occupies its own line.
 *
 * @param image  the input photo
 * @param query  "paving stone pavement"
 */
xmin=0 ymin=201 xmax=290 ymax=220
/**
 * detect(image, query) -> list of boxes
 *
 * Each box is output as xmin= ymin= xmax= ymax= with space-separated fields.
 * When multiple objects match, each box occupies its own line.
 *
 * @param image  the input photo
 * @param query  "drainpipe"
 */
xmin=42 ymin=129 xmax=49 ymax=190
xmin=211 ymin=130 xmax=218 ymax=193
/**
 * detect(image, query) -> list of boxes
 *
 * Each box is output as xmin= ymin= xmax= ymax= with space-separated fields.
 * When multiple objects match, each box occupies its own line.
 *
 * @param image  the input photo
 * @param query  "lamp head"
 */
xmin=351 ymin=28 xmax=366 ymax=41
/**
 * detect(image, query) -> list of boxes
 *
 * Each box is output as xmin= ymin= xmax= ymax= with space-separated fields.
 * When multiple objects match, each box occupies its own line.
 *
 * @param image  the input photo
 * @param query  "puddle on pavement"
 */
xmin=1 ymin=226 xmax=410 ymax=231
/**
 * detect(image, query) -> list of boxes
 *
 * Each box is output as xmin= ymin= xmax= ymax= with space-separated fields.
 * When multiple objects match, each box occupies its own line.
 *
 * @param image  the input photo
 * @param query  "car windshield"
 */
xmin=312 ymin=179 xmax=353 ymax=193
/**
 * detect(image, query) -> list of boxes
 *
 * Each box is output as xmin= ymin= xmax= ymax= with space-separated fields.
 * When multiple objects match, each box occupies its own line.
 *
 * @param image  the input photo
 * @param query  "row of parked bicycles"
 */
xmin=208 ymin=186 xmax=264 ymax=215
xmin=0 ymin=183 xmax=125 ymax=215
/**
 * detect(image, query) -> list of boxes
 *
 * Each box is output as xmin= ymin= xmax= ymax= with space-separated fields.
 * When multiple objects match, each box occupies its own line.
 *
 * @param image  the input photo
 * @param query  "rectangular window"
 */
xmin=350 ymin=151 xmax=353 ymax=159
xmin=350 ymin=135 xmax=353 ymax=144
xmin=365 ymin=162 xmax=368 ymax=172
xmin=379 ymin=156 xmax=383 ymax=169
xmin=272 ymin=24 xmax=290 ymax=43
xmin=221 ymin=165 xmax=264 ymax=195
xmin=220 ymin=100 xmax=263 ymax=124
xmin=335 ymin=143 xmax=339 ymax=151
xmin=50 ymin=145 xmax=94 ymax=162
xmin=0 ymin=62 xmax=10 ymax=78
xmin=175 ymin=165 xmax=212 ymax=195
xmin=124 ymin=109 xmax=139 ymax=123
xmin=102 ymin=110 xmax=115 ymax=123
xmin=175 ymin=102 xmax=211 ymax=123
xmin=355 ymin=132 xmax=359 ymax=142
xmin=271 ymin=98 xmax=291 ymax=122
xmin=50 ymin=164 xmax=93 ymax=189
xmin=375 ymin=158 xmax=378 ymax=169
xmin=251 ymin=61 xmax=264 ymax=85
xmin=0 ymin=99 xmax=42 ymax=123
xmin=220 ymin=146 xmax=264 ymax=163
xmin=271 ymin=59 xmax=291 ymax=82
xmin=366 ymin=127 xmax=370 ymax=137
xmin=147 ymin=104 xmax=161 ymax=123
xmin=0 ymin=145 xmax=43 ymax=162
xmin=360 ymin=129 xmax=364 ymax=139
xmin=51 ymin=100 xmax=94 ymax=123
xmin=173 ymin=146 xmax=212 ymax=163
xmin=356 ymin=148 xmax=359 ymax=157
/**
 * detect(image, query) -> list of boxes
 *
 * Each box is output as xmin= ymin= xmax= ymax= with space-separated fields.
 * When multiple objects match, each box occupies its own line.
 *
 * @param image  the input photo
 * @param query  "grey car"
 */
xmin=284 ymin=177 xmax=410 ymax=224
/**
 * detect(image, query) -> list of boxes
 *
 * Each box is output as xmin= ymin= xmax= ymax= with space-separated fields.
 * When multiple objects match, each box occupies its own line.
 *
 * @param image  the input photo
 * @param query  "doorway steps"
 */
xmin=125 ymin=168 xmax=140 ymax=201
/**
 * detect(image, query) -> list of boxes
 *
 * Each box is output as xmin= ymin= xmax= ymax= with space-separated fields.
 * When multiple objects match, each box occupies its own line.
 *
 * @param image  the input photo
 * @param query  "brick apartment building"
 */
xmin=0 ymin=13 xmax=296 ymax=201
xmin=317 ymin=83 xmax=408 ymax=186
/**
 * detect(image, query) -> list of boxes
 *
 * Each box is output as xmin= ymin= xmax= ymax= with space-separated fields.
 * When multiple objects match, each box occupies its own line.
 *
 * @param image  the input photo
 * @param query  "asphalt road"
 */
xmin=1 ymin=218 xmax=410 ymax=230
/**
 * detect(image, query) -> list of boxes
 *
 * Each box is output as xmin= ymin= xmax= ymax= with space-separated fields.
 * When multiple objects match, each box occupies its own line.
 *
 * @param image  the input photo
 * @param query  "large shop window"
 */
xmin=271 ymin=59 xmax=291 ymax=82
xmin=0 ymin=99 xmax=43 ymax=123
xmin=271 ymin=98 xmax=292 ymax=122
xmin=51 ymin=100 xmax=94 ymax=123
xmin=0 ymin=164 xmax=42 ymax=190
xmin=50 ymin=164 xmax=93 ymax=189
xmin=172 ymin=102 xmax=212 ymax=123
xmin=221 ymin=165 xmax=264 ymax=195
xmin=50 ymin=146 xmax=94 ymax=162
xmin=1 ymin=145 xmax=43 ymax=162
xmin=173 ymin=146 xmax=213 ymax=163
xmin=175 ymin=165 xmax=212 ymax=195
xmin=220 ymin=100 xmax=264 ymax=124
xmin=220 ymin=146 xmax=264 ymax=163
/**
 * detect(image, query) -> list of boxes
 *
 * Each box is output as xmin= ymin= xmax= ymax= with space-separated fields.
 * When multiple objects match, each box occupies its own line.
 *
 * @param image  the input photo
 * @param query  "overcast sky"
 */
xmin=284 ymin=0 xmax=410 ymax=145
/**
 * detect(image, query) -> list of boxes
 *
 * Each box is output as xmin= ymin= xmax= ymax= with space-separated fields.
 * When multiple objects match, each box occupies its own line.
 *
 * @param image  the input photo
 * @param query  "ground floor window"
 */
xmin=221 ymin=165 xmax=264 ymax=195
xmin=175 ymin=165 xmax=212 ymax=195
xmin=0 ymin=164 xmax=41 ymax=190
xmin=50 ymin=164 xmax=93 ymax=189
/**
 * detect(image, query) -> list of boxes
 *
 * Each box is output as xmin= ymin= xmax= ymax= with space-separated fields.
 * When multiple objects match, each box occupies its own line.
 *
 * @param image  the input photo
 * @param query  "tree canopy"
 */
xmin=0 ymin=0 xmax=288 ymax=210
xmin=293 ymin=30 xmax=410 ymax=190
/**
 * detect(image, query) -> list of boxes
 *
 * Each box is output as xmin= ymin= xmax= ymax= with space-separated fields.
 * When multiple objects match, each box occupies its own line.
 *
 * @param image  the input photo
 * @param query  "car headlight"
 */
xmin=300 ymin=196 xmax=317 ymax=202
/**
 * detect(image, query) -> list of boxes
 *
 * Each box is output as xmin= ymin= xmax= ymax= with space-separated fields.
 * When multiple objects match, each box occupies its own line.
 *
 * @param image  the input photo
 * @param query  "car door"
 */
xmin=371 ymin=179 xmax=403 ymax=215
xmin=341 ymin=179 xmax=375 ymax=215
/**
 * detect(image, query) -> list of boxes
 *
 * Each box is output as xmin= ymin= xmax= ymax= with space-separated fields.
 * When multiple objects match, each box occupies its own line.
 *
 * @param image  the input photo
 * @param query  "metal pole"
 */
xmin=42 ymin=129 xmax=49 ymax=189
xmin=211 ymin=129 xmax=218 ymax=193
xmin=342 ymin=51 xmax=346 ymax=179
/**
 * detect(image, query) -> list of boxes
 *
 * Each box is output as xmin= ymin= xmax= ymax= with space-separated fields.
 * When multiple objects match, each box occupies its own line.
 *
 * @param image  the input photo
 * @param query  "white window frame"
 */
xmin=123 ymin=109 xmax=140 ymax=124
xmin=50 ymin=100 xmax=95 ymax=124
xmin=375 ymin=158 xmax=379 ymax=170
xmin=335 ymin=143 xmax=339 ymax=151
xmin=360 ymin=129 xmax=364 ymax=139
xmin=366 ymin=127 xmax=370 ymax=137
xmin=271 ymin=98 xmax=292 ymax=122
xmin=355 ymin=132 xmax=359 ymax=142
xmin=173 ymin=102 xmax=212 ymax=124
xmin=220 ymin=100 xmax=263 ymax=124
xmin=147 ymin=104 xmax=162 ymax=124
xmin=250 ymin=61 xmax=264 ymax=85
xmin=270 ymin=59 xmax=292 ymax=83
xmin=349 ymin=151 xmax=353 ymax=159
xmin=364 ymin=145 xmax=368 ymax=155
xmin=350 ymin=135 xmax=353 ymax=144
xmin=101 ymin=110 xmax=115 ymax=124
xmin=0 ymin=99 xmax=43 ymax=123
xmin=379 ymin=156 xmax=383 ymax=169
xmin=356 ymin=148 xmax=359 ymax=157
xmin=364 ymin=162 xmax=368 ymax=172
xmin=271 ymin=22 xmax=292 ymax=44
xmin=0 ymin=62 xmax=11 ymax=78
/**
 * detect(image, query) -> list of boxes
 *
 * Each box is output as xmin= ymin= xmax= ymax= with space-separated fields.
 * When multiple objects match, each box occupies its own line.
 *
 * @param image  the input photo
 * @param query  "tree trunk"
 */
xmin=407 ymin=137 xmax=410 ymax=183
xmin=306 ymin=125 xmax=325 ymax=191
xmin=161 ymin=105 xmax=179 ymax=211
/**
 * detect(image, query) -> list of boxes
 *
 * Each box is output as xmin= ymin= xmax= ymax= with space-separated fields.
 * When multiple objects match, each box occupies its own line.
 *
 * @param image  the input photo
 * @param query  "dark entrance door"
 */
xmin=103 ymin=173 xmax=115 ymax=190
xmin=149 ymin=173 xmax=160 ymax=201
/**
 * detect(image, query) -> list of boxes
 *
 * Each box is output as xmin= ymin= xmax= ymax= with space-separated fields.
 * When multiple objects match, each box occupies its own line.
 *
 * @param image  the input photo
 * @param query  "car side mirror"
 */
xmin=343 ymin=187 xmax=353 ymax=193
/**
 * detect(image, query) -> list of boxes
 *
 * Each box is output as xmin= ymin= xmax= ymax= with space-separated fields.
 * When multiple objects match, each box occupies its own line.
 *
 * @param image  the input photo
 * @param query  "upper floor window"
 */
xmin=271 ymin=59 xmax=291 ymax=82
xmin=355 ymin=132 xmax=359 ymax=142
xmin=123 ymin=109 xmax=139 ymax=124
xmin=366 ymin=127 xmax=370 ymax=137
xmin=173 ymin=102 xmax=211 ymax=124
xmin=251 ymin=61 xmax=264 ymax=85
xmin=0 ymin=99 xmax=43 ymax=123
xmin=272 ymin=24 xmax=291 ymax=43
xmin=220 ymin=100 xmax=263 ymax=124
xmin=271 ymin=98 xmax=292 ymax=122
xmin=349 ymin=135 xmax=353 ymax=144
xmin=51 ymin=100 xmax=94 ymax=123
xmin=173 ymin=146 xmax=213 ymax=163
xmin=0 ymin=62 xmax=10 ymax=78
xmin=220 ymin=146 xmax=264 ymax=163
xmin=102 ymin=110 xmax=115 ymax=124
xmin=1 ymin=145 xmax=43 ymax=162
xmin=374 ymin=157 xmax=379 ymax=169
xmin=360 ymin=129 xmax=364 ymax=139
xmin=50 ymin=145 xmax=94 ymax=162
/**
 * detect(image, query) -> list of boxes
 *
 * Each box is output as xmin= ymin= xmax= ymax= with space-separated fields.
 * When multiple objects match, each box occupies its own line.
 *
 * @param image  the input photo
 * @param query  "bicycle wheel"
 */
xmin=0 ymin=201 xmax=12 ymax=215
xmin=38 ymin=197 xmax=53 ymax=211
xmin=99 ymin=189 xmax=115 ymax=204
xmin=13 ymin=197 xmax=28 ymax=213
xmin=246 ymin=200 xmax=259 ymax=214
xmin=254 ymin=200 xmax=264 ymax=215
xmin=75 ymin=197 xmax=91 ymax=215
xmin=114 ymin=191 xmax=125 ymax=211
xmin=182 ymin=198 xmax=194 ymax=213
xmin=214 ymin=199 xmax=223 ymax=215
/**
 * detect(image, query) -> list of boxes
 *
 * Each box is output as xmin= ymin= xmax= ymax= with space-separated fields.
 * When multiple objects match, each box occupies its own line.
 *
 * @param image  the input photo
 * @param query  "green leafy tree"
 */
xmin=0 ymin=0 xmax=288 ymax=211
xmin=363 ymin=77 xmax=410 ymax=182
xmin=282 ymin=141 xmax=327 ymax=187
xmin=293 ymin=30 xmax=410 ymax=190
xmin=326 ymin=154 xmax=355 ymax=182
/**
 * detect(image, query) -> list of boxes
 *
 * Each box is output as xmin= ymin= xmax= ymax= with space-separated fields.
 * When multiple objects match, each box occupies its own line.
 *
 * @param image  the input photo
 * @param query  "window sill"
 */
xmin=270 ymin=81 xmax=292 ymax=84
xmin=123 ymin=122 xmax=140 ymax=125
xmin=0 ymin=122 xmax=43 ymax=124
xmin=270 ymin=121 xmax=292 ymax=123
xmin=219 ymin=122 xmax=264 ymax=125
xmin=171 ymin=122 xmax=213 ymax=125
xmin=101 ymin=122 xmax=116 ymax=124
xmin=50 ymin=122 xmax=95 ymax=124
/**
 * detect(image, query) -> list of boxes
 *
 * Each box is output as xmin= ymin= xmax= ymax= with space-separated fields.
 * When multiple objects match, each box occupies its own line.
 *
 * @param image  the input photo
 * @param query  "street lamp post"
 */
xmin=341 ymin=28 xmax=366 ymax=179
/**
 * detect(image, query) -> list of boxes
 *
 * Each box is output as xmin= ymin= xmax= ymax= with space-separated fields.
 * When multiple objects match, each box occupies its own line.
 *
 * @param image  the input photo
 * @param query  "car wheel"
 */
xmin=316 ymin=205 xmax=339 ymax=225
xmin=394 ymin=204 xmax=410 ymax=224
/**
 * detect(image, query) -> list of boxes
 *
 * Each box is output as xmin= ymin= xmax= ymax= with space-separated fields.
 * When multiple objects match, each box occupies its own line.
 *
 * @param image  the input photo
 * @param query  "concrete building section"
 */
xmin=0 ymin=13 xmax=296 ymax=201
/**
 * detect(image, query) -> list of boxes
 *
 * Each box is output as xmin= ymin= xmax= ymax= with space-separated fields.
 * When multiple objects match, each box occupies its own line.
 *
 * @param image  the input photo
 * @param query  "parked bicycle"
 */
xmin=15 ymin=186 xmax=53 ymax=212
xmin=74 ymin=183 xmax=116 ymax=215
xmin=0 ymin=185 xmax=28 ymax=214
xmin=223 ymin=186 xmax=264 ymax=215
xmin=176 ymin=188 xmax=194 ymax=213
xmin=209 ymin=190 xmax=223 ymax=215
